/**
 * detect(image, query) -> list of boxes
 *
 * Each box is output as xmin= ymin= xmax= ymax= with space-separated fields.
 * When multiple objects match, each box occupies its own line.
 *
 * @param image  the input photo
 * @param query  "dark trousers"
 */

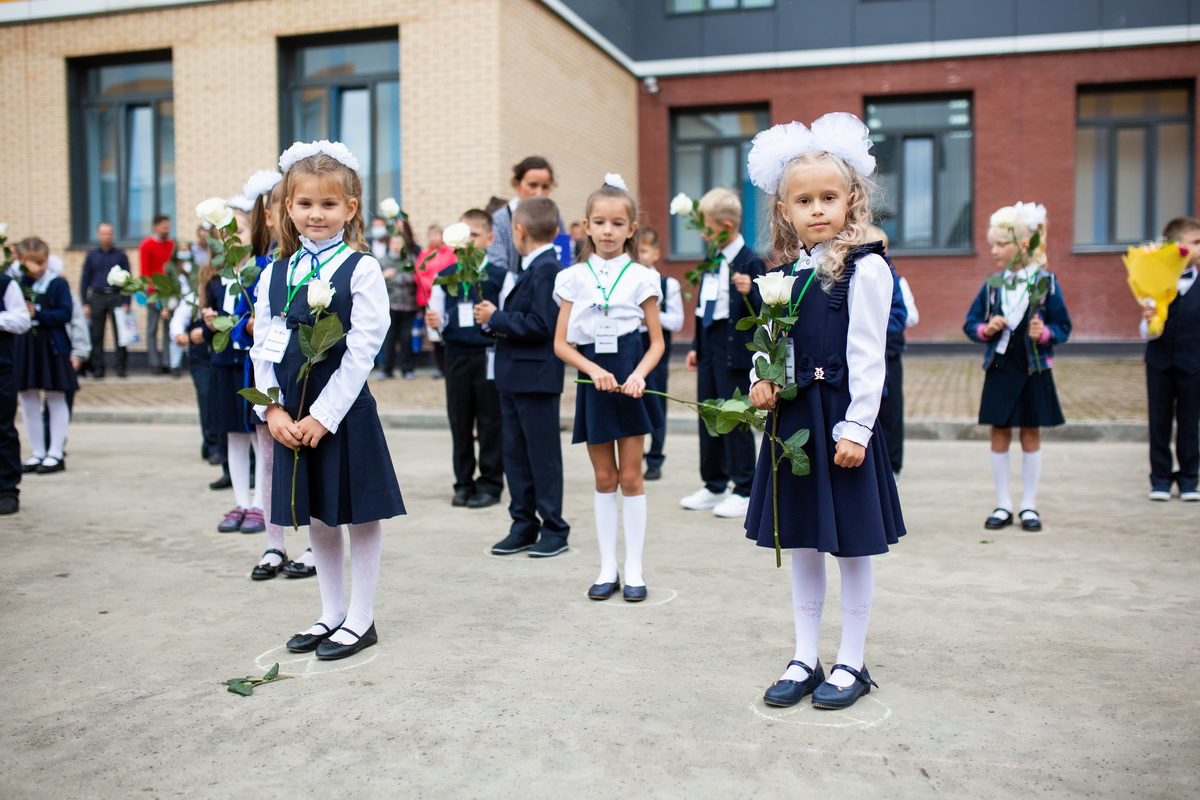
xmin=0 ymin=359 xmax=19 ymax=498
xmin=879 ymin=355 xmax=905 ymax=475
xmin=1147 ymin=365 xmax=1200 ymax=491
xmin=696 ymin=321 xmax=756 ymax=495
xmin=188 ymin=343 xmax=224 ymax=461
xmin=445 ymin=349 xmax=503 ymax=496
xmin=500 ymin=391 xmax=568 ymax=540
xmin=645 ymin=354 xmax=670 ymax=467
xmin=383 ymin=309 xmax=416 ymax=376
xmin=87 ymin=292 xmax=128 ymax=376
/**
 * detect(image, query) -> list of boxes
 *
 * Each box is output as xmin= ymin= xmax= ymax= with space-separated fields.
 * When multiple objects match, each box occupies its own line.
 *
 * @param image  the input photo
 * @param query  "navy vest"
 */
xmin=1146 ymin=278 xmax=1200 ymax=375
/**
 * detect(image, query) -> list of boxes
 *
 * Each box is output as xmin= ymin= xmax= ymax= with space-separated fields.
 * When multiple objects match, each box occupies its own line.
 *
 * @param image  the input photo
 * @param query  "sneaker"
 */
xmin=679 ymin=487 xmax=729 ymax=510
xmin=240 ymin=508 xmax=266 ymax=533
xmin=1148 ymin=489 xmax=1172 ymax=502
xmin=1181 ymin=491 xmax=1200 ymax=503
xmin=402 ymin=371 xmax=416 ymax=380
xmin=491 ymin=531 xmax=536 ymax=555
xmin=218 ymin=507 xmax=247 ymax=533
xmin=529 ymin=534 xmax=569 ymax=558
xmin=713 ymin=493 xmax=751 ymax=518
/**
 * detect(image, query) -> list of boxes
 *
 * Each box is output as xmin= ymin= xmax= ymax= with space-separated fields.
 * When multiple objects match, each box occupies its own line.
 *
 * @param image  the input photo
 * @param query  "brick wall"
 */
xmin=638 ymin=43 xmax=1200 ymax=343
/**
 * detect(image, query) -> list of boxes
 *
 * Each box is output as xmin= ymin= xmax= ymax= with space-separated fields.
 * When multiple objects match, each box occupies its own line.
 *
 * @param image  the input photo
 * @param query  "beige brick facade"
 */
xmin=0 ymin=0 xmax=636 ymax=347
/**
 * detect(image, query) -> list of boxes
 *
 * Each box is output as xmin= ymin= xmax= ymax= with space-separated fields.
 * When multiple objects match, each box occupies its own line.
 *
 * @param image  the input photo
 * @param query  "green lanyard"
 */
xmin=284 ymin=243 xmax=346 ymax=316
xmin=787 ymin=260 xmax=818 ymax=318
xmin=586 ymin=259 xmax=632 ymax=316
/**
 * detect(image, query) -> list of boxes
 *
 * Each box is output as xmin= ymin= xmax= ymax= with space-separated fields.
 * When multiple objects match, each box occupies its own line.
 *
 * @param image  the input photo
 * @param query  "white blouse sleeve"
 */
xmin=899 ymin=276 xmax=919 ymax=327
xmin=635 ymin=268 xmax=663 ymax=306
xmin=168 ymin=294 xmax=193 ymax=339
xmin=553 ymin=266 xmax=581 ymax=307
xmin=660 ymin=277 xmax=685 ymax=333
xmin=250 ymin=263 xmax=282 ymax=418
xmin=0 ymin=280 xmax=32 ymax=334
xmin=309 ymin=256 xmax=390 ymax=434
xmin=428 ymin=284 xmax=447 ymax=329
xmin=833 ymin=254 xmax=892 ymax=446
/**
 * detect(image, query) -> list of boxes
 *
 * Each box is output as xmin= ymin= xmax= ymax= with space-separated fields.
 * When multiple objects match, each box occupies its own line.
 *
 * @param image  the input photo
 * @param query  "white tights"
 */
xmin=226 ymin=432 xmax=262 ymax=512
xmin=782 ymin=549 xmax=875 ymax=688
xmin=254 ymin=426 xmax=288 ymax=567
xmin=304 ymin=518 xmax=383 ymax=645
xmin=19 ymin=390 xmax=68 ymax=460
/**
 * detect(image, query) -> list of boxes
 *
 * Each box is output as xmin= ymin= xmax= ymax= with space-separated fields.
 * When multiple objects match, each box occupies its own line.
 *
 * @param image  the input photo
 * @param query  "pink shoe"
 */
xmin=218 ymin=507 xmax=246 ymax=533
xmin=240 ymin=508 xmax=266 ymax=533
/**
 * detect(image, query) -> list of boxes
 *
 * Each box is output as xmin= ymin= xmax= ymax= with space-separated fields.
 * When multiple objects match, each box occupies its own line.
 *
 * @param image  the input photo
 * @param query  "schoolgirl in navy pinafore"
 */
xmin=14 ymin=273 xmax=78 ymax=394
xmin=573 ymin=332 xmax=665 ymax=445
xmin=205 ymin=277 xmax=253 ymax=437
xmin=744 ymin=245 xmax=906 ymax=557
xmin=266 ymin=250 xmax=405 ymax=527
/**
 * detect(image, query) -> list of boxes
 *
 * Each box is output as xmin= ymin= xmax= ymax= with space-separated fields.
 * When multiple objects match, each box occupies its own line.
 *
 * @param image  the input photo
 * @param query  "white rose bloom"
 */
xmin=442 ymin=222 xmax=472 ymax=249
xmin=379 ymin=197 xmax=401 ymax=219
xmin=1014 ymin=201 xmax=1047 ymax=230
xmin=0 ymin=222 xmax=8 ymax=238
xmin=754 ymin=272 xmax=798 ymax=306
xmin=306 ymin=279 xmax=336 ymax=310
xmin=196 ymin=197 xmax=234 ymax=230
xmin=669 ymin=193 xmax=694 ymax=217
xmin=989 ymin=206 xmax=1019 ymax=229
xmin=107 ymin=266 xmax=132 ymax=287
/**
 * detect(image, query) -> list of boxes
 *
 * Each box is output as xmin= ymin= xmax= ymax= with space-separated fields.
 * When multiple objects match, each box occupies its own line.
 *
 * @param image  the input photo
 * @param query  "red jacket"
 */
xmin=415 ymin=245 xmax=456 ymax=307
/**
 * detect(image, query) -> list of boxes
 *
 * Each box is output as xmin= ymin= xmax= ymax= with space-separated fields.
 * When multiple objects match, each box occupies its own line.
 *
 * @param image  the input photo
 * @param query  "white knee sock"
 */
xmin=226 ymin=433 xmax=253 ymax=510
xmin=18 ymin=391 xmax=45 ymax=460
xmin=1021 ymin=450 xmax=1043 ymax=511
xmin=990 ymin=450 xmax=1012 ymax=513
xmin=256 ymin=426 xmax=287 ymax=555
xmin=782 ymin=549 xmax=826 ymax=682
xmin=328 ymin=521 xmax=383 ymax=645
xmin=594 ymin=490 xmax=619 ymax=584
xmin=304 ymin=518 xmax=346 ymax=635
xmin=622 ymin=493 xmax=647 ymax=587
xmin=44 ymin=392 xmax=69 ymax=459
xmin=831 ymin=556 xmax=875 ymax=687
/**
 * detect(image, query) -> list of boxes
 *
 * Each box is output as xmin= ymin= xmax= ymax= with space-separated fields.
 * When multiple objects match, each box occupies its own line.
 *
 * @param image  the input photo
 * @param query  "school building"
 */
xmin=0 ymin=0 xmax=1196 ymax=343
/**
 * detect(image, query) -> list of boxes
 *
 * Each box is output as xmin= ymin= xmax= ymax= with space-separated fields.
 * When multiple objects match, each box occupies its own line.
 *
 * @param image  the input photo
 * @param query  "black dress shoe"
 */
xmin=251 ymin=549 xmax=287 ymax=581
xmin=763 ymin=659 xmax=825 ymax=707
xmin=811 ymin=664 xmax=879 ymax=710
xmin=984 ymin=508 xmax=1013 ymax=530
xmin=452 ymin=488 xmax=472 ymax=507
xmin=466 ymin=492 xmax=500 ymax=509
xmin=0 ymin=494 xmax=18 ymax=515
xmin=1019 ymin=509 xmax=1042 ymax=531
xmin=491 ymin=532 xmax=536 ymax=555
xmin=209 ymin=473 xmax=232 ymax=490
xmin=588 ymin=575 xmax=620 ymax=600
xmin=286 ymin=620 xmax=342 ymax=653
xmin=623 ymin=584 xmax=647 ymax=602
xmin=281 ymin=549 xmax=317 ymax=578
xmin=316 ymin=622 xmax=378 ymax=660
xmin=644 ymin=464 xmax=662 ymax=481
xmin=35 ymin=457 xmax=65 ymax=474
xmin=21 ymin=458 xmax=42 ymax=474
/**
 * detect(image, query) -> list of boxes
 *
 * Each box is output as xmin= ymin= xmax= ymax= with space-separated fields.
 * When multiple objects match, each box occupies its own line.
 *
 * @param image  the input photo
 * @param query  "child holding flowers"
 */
xmin=964 ymin=203 xmax=1071 ymax=531
xmin=250 ymin=140 xmax=405 ymax=660
xmin=743 ymin=114 xmax=905 ymax=711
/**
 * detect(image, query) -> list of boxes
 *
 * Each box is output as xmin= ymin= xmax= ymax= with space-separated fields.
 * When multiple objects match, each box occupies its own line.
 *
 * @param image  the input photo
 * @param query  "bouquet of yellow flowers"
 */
xmin=1124 ymin=241 xmax=1191 ymax=336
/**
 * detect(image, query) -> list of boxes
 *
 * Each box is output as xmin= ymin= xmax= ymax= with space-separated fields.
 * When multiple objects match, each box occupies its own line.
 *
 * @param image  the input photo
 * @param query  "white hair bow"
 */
xmin=279 ymin=140 xmax=361 ymax=173
xmin=604 ymin=173 xmax=628 ymax=190
xmin=243 ymin=170 xmax=283 ymax=200
xmin=747 ymin=113 xmax=875 ymax=195
xmin=226 ymin=194 xmax=256 ymax=213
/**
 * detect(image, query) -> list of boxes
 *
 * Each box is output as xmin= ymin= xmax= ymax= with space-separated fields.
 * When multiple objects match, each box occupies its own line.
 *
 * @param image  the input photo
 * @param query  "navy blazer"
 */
xmin=963 ymin=270 xmax=1071 ymax=371
xmin=23 ymin=275 xmax=73 ymax=357
xmin=439 ymin=261 xmax=506 ymax=354
xmin=1146 ymin=278 xmax=1200 ymax=376
xmin=487 ymin=248 xmax=564 ymax=395
xmin=691 ymin=243 xmax=766 ymax=371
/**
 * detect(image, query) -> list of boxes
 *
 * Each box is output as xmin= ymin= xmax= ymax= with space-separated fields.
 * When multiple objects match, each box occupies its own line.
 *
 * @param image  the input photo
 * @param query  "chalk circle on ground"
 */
xmin=749 ymin=693 xmax=892 ymax=729
xmin=483 ymin=546 xmax=580 ymax=561
xmin=583 ymin=587 xmax=678 ymax=607
xmin=254 ymin=645 xmax=379 ymax=676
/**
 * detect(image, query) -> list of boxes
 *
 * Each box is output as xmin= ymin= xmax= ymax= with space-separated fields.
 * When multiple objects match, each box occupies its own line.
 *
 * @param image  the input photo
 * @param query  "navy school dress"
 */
xmin=744 ymin=249 xmax=906 ymax=557
xmin=15 ymin=275 xmax=78 ymax=394
xmin=977 ymin=315 xmax=1065 ymax=428
xmin=573 ymin=331 xmax=665 ymax=445
xmin=204 ymin=278 xmax=253 ymax=437
xmin=267 ymin=251 xmax=405 ymax=527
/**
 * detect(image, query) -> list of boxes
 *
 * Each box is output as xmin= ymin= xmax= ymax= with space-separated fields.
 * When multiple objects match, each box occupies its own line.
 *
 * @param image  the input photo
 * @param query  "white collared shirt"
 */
xmin=1140 ymin=266 xmax=1198 ymax=340
xmin=696 ymin=233 xmax=746 ymax=322
xmin=0 ymin=279 xmax=31 ymax=334
xmin=639 ymin=269 xmax=684 ymax=334
xmin=554 ymin=255 xmax=661 ymax=345
xmin=429 ymin=257 xmax=490 ymax=327
xmin=499 ymin=243 xmax=556 ymax=309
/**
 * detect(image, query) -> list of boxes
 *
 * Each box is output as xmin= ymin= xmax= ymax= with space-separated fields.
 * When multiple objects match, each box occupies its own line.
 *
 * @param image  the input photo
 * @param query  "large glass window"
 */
xmin=68 ymin=53 xmax=174 ymax=245
xmin=865 ymin=95 xmax=973 ymax=252
xmin=669 ymin=0 xmax=774 ymax=11
xmin=280 ymin=30 xmax=400 ymax=216
xmin=669 ymin=107 xmax=770 ymax=258
xmin=1074 ymin=84 xmax=1193 ymax=247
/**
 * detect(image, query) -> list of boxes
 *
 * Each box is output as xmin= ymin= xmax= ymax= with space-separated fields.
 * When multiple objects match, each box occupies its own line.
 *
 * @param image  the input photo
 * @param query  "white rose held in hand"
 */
xmin=196 ymin=197 xmax=234 ymax=230
xmin=0 ymin=222 xmax=8 ymax=238
xmin=669 ymin=193 xmax=694 ymax=217
xmin=989 ymin=206 xmax=1019 ymax=230
xmin=442 ymin=222 xmax=472 ymax=249
xmin=754 ymin=272 xmax=798 ymax=306
xmin=306 ymin=279 xmax=335 ymax=310
xmin=379 ymin=197 xmax=401 ymax=220
xmin=107 ymin=266 xmax=132 ymax=286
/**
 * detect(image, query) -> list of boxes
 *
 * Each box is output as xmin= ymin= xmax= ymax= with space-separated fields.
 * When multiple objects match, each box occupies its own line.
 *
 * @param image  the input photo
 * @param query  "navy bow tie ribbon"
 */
xmin=794 ymin=353 xmax=846 ymax=389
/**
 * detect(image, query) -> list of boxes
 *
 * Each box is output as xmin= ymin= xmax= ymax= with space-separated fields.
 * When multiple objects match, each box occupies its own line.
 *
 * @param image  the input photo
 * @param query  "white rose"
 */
xmin=1014 ymin=201 xmax=1047 ymax=230
xmin=442 ymin=222 xmax=472 ymax=249
xmin=0 ymin=222 xmax=8 ymax=238
xmin=754 ymin=272 xmax=798 ymax=306
xmin=379 ymin=197 xmax=401 ymax=219
xmin=196 ymin=197 xmax=234 ymax=230
xmin=989 ymin=206 xmax=1019 ymax=230
xmin=306 ymin=279 xmax=335 ymax=310
xmin=107 ymin=266 xmax=132 ymax=287
xmin=669 ymin=193 xmax=694 ymax=217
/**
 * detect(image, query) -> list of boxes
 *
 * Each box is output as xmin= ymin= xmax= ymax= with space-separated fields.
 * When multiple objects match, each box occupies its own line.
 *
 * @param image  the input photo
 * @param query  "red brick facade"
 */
xmin=639 ymin=43 xmax=1200 ymax=343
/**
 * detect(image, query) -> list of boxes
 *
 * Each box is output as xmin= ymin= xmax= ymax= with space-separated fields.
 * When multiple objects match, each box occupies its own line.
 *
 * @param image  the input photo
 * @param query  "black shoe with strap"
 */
xmin=286 ymin=620 xmax=342 ymax=653
xmin=251 ymin=549 xmax=287 ymax=581
xmin=315 ymin=622 xmax=378 ymax=660
xmin=811 ymin=664 xmax=879 ymax=710
xmin=1019 ymin=509 xmax=1042 ymax=531
xmin=763 ymin=659 xmax=825 ymax=707
xmin=984 ymin=508 xmax=1013 ymax=530
xmin=281 ymin=549 xmax=317 ymax=578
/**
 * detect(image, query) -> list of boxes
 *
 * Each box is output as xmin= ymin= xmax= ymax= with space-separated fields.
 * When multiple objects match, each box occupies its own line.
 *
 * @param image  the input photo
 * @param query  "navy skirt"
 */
xmin=207 ymin=362 xmax=253 ymax=436
xmin=15 ymin=332 xmax=78 ymax=394
xmin=271 ymin=391 xmax=406 ymax=527
xmin=572 ymin=332 xmax=664 ymax=445
xmin=978 ymin=352 xmax=1065 ymax=429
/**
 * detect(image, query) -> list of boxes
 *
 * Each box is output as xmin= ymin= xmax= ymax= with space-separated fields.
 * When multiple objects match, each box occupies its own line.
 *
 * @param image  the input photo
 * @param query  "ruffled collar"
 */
xmin=298 ymin=230 xmax=345 ymax=253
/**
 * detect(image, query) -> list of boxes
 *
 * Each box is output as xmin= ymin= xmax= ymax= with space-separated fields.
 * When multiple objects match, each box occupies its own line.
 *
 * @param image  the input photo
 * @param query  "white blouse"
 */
xmin=639 ymin=270 xmax=684 ymax=334
xmin=750 ymin=243 xmax=892 ymax=447
xmin=251 ymin=239 xmax=390 ymax=434
xmin=554 ymin=255 xmax=662 ymax=345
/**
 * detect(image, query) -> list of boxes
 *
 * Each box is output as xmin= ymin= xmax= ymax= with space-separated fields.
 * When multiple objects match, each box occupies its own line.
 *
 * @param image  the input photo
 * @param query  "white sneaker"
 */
xmin=1181 ymin=491 xmax=1200 ymax=502
xmin=679 ymin=487 xmax=729 ymax=510
xmin=1148 ymin=489 xmax=1171 ymax=502
xmin=712 ymin=493 xmax=750 ymax=519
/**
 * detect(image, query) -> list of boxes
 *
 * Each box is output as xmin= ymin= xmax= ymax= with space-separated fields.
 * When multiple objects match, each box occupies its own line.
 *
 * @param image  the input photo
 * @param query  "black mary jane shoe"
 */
xmin=286 ymin=620 xmax=342 ymax=653
xmin=983 ymin=508 xmax=1013 ymax=530
xmin=250 ymin=549 xmax=287 ymax=581
xmin=316 ymin=622 xmax=378 ymax=661
xmin=763 ymin=659 xmax=825 ymax=708
xmin=35 ymin=457 xmax=65 ymax=474
xmin=281 ymin=549 xmax=317 ymax=578
xmin=588 ymin=575 xmax=621 ymax=600
xmin=622 ymin=584 xmax=647 ymax=602
xmin=21 ymin=458 xmax=42 ymax=474
xmin=1019 ymin=509 xmax=1042 ymax=531
xmin=811 ymin=664 xmax=879 ymax=710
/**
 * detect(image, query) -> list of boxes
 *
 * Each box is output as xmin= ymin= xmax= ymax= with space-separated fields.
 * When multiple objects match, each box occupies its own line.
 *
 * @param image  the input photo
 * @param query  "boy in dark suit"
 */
xmin=679 ymin=188 xmax=764 ymax=519
xmin=474 ymin=196 xmax=570 ymax=556
xmin=1142 ymin=216 xmax=1200 ymax=502
xmin=425 ymin=209 xmax=507 ymax=509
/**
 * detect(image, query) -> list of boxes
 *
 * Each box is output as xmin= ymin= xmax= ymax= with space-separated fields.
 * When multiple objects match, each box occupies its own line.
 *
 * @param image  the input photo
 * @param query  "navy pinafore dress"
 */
xmin=573 ymin=332 xmax=665 ymax=445
xmin=744 ymin=251 xmax=906 ymax=557
xmin=267 ymin=251 xmax=405 ymax=527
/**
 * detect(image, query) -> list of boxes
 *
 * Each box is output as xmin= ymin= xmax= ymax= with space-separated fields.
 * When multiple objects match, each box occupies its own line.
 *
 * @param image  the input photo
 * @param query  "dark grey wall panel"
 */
xmin=700 ymin=7 xmax=780 ymax=57
xmin=1015 ymin=0 xmax=1100 ymax=35
xmin=556 ymin=0 xmax=636 ymax=56
xmin=634 ymin=8 xmax=705 ymax=61
xmin=934 ymin=0 xmax=1016 ymax=41
xmin=1103 ymin=0 xmax=1188 ymax=28
xmin=852 ymin=0 xmax=934 ymax=46
xmin=777 ymin=0 xmax=856 ymax=51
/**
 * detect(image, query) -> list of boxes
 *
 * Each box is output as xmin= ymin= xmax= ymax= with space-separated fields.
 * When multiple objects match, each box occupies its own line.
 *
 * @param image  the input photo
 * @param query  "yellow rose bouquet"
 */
xmin=1124 ymin=241 xmax=1191 ymax=336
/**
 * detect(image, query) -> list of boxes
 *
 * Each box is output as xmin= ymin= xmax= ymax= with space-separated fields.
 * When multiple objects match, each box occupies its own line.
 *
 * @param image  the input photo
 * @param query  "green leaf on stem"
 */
xmin=776 ymin=315 xmax=798 ymax=327
xmin=207 ymin=236 xmax=224 ymax=255
xmin=151 ymin=273 xmax=176 ymax=298
xmin=240 ymin=264 xmax=261 ymax=287
xmin=297 ymin=361 xmax=310 ymax=382
xmin=735 ymin=315 xmax=758 ymax=331
xmin=267 ymin=386 xmax=280 ymax=404
xmin=297 ymin=324 xmax=315 ymax=360
xmin=308 ymin=314 xmax=345 ymax=356
xmin=754 ymin=360 xmax=773 ymax=381
xmin=753 ymin=326 xmax=771 ymax=353
xmin=777 ymin=382 xmax=799 ymax=401
xmin=212 ymin=329 xmax=230 ymax=353
xmin=788 ymin=448 xmax=811 ymax=476
xmin=237 ymin=387 xmax=276 ymax=406
xmin=1027 ymin=230 xmax=1041 ymax=254
xmin=262 ymin=663 xmax=279 ymax=681
xmin=226 ymin=679 xmax=254 ymax=696
xmin=212 ymin=316 xmax=236 ymax=332
xmin=986 ymin=275 xmax=1008 ymax=288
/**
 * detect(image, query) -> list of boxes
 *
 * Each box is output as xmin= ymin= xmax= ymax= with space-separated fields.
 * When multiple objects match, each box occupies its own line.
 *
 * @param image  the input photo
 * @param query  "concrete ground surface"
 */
xmin=2 ymin=423 xmax=1198 ymax=799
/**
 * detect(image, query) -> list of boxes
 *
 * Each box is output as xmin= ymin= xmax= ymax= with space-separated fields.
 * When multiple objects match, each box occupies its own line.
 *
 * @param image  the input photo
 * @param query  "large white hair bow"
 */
xmin=243 ymin=170 xmax=283 ymax=200
xmin=747 ymin=112 xmax=875 ymax=195
xmin=279 ymin=140 xmax=361 ymax=173
xmin=225 ymin=194 xmax=256 ymax=213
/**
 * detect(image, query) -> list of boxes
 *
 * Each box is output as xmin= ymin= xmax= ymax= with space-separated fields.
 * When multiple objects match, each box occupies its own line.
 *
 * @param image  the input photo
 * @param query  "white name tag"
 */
xmin=457 ymin=302 xmax=475 ymax=328
xmin=595 ymin=320 xmax=619 ymax=354
xmin=261 ymin=317 xmax=291 ymax=364
xmin=486 ymin=346 xmax=496 ymax=380
xmin=699 ymin=273 xmax=719 ymax=304
xmin=785 ymin=340 xmax=795 ymax=385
